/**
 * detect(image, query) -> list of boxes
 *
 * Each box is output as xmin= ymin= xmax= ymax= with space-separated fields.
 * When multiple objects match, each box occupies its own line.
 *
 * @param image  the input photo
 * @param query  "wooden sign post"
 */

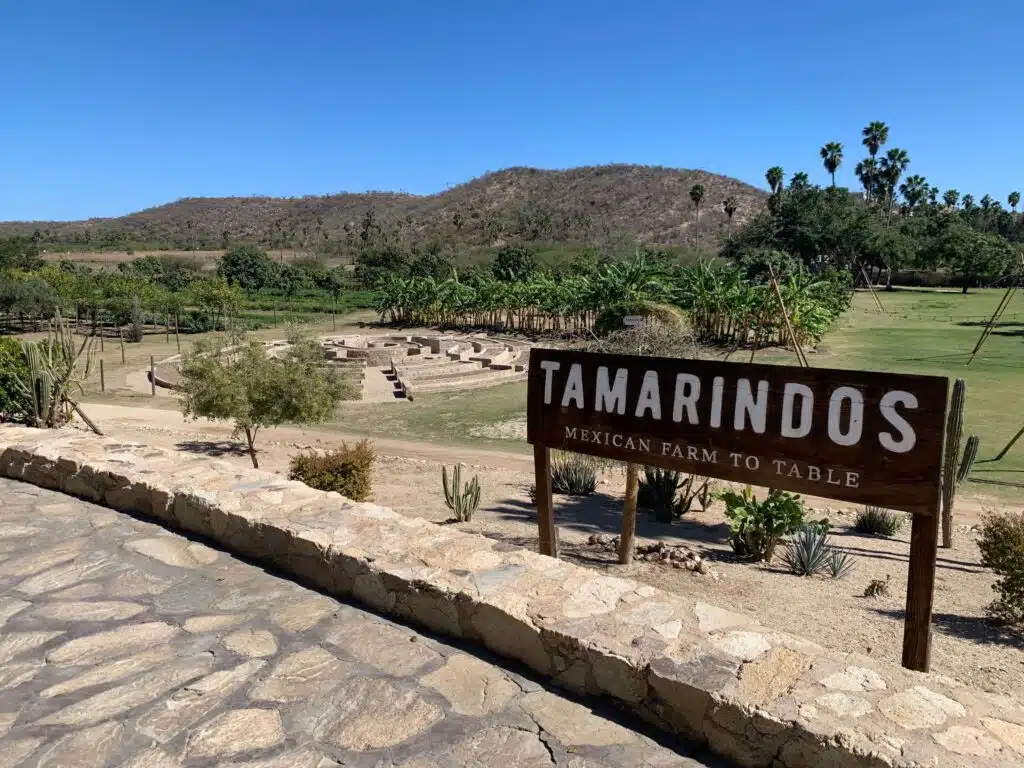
xmin=526 ymin=348 xmax=949 ymax=672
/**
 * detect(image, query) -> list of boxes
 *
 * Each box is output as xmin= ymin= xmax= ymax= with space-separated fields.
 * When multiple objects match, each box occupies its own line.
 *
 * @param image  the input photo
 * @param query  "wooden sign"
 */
xmin=622 ymin=315 xmax=644 ymax=328
xmin=527 ymin=348 xmax=948 ymax=514
xmin=527 ymin=348 xmax=951 ymax=673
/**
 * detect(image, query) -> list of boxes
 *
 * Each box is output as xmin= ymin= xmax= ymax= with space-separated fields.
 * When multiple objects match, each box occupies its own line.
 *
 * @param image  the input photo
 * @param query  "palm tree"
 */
xmin=722 ymin=196 xmax=738 ymax=223
xmin=855 ymin=158 xmax=878 ymax=201
xmin=765 ymin=167 xmax=784 ymax=195
xmin=879 ymin=148 xmax=910 ymax=225
xmin=689 ymin=184 xmax=706 ymax=248
xmin=962 ymin=194 xmax=976 ymax=215
xmin=1009 ymin=191 xmax=1020 ymax=213
xmin=820 ymin=142 xmax=843 ymax=187
xmin=899 ymin=175 xmax=929 ymax=214
xmin=789 ymin=171 xmax=810 ymax=190
xmin=861 ymin=121 xmax=889 ymax=158
xmin=943 ymin=189 xmax=960 ymax=208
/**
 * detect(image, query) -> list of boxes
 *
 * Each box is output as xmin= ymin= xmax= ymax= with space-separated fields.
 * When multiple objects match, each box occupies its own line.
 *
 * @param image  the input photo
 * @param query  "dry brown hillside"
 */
xmin=0 ymin=165 xmax=767 ymax=250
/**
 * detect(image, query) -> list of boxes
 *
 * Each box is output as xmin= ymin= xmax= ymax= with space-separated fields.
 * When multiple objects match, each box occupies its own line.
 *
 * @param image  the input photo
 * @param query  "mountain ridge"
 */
xmin=0 ymin=164 xmax=768 ymax=250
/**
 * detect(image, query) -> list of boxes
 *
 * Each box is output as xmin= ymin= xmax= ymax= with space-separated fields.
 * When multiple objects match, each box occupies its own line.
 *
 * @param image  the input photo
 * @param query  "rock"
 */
xmin=32 ymin=600 xmax=145 ymax=622
xmin=223 ymin=629 xmax=278 ymax=658
xmin=46 ymin=622 xmax=178 ymax=666
xmin=981 ymin=717 xmax=1024 ymax=755
xmin=186 ymin=709 xmax=285 ymax=758
xmin=711 ymin=631 xmax=771 ymax=662
xmin=34 ymin=721 xmax=125 ymax=768
xmin=40 ymin=646 xmax=177 ymax=699
xmin=183 ymin=614 xmax=250 ymax=633
xmin=933 ymin=725 xmax=1002 ymax=757
xmin=813 ymin=692 xmax=874 ymax=718
xmin=697 ymin=560 xmax=711 ymax=575
xmin=268 ymin=596 xmax=335 ymax=632
xmin=520 ymin=690 xmax=637 ymax=747
xmin=694 ymin=602 xmax=755 ymax=633
xmin=737 ymin=647 xmax=813 ymax=706
xmin=878 ymin=686 xmax=966 ymax=730
xmin=420 ymin=654 xmax=520 ymax=716
xmin=0 ymin=631 xmax=64 ymax=664
xmin=819 ymin=666 xmax=887 ymax=693
xmin=249 ymin=647 xmax=352 ymax=702
xmin=324 ymin=616 xmax=439 ymax=675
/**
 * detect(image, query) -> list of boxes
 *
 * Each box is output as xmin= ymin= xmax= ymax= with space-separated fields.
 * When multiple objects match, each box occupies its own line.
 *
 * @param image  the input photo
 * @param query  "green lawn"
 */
xmin=821 ymin=288 xmax=1024 ymax=499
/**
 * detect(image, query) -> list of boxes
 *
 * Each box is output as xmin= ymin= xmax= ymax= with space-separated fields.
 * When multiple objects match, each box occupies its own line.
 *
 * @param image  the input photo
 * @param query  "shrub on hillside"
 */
xmin=978 ymin=511 xmax=1024 ymax=626
xmin=288 ymin=440 xmax=375 ymax=502
xmin=854 ymin=506 xmax=905 ymax=537
xmin=718 ymin=486 xmax=810 ymax=562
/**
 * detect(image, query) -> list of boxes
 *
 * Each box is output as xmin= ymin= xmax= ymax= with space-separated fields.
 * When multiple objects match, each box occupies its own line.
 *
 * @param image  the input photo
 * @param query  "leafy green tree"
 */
xmin=932 ymin=219 xmax=1012 ymax=292
xmin=861 ymin=121 xmax=889 ymax=158
xmin=820 ymin=142 xmax=843 ymax=187
xmin=355 ymin=244 xmax=410 ymax=288
xmin=879 ymin=148 xmax=910 ymax=224
xmin=943 ymin=189 xmax=960 ymax=208
xmin=765 ymin=167 xmax=784 ymax=195
xmin=0 ymin=337 xmax=29 ymax=421
xmin=217 ymin=245 xmax=274 ymax=293
xmin=492 ymin=245 xmax=537 ymax=282
xmin=0 ymin=236 xmax=42 ymax=271
xmin=189 ymin=277 xmax=243 ymax=330
xmin=689 ymin=183 xmax=706 ymax=246
xmin=408 ymin=249 xmax=455 ymax=280
xmin=178 ymin=335 xmax=354 ymax=468
xmin=855 ymin=158 xmax=878 ymax=202
xmin=118 ymin=255 xmax=163 ymax=280
xmin=899 ymin=175 xmax=930 ymax=214
xmin=1009 ymin=191 xmax=1021 ymax=213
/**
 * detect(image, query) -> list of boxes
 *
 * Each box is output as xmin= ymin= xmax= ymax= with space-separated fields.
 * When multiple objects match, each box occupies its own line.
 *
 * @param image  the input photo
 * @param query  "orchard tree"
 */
xmin=217 ymin=245 xmax=274 ymax=293
xmin=491 ymin=245 xmax=537 ymax=282
xmin=178 ymin=335 xmax=354 ymax=468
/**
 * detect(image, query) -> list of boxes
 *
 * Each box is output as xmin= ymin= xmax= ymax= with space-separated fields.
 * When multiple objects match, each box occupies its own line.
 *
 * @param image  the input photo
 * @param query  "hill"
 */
xmin=0 ymin=165 xmax=768 ymax=253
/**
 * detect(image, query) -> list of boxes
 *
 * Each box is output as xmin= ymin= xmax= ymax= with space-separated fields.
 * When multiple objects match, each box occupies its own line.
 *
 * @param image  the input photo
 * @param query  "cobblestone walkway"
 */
xmin=0 ymin=479 xmax=715 ymax=767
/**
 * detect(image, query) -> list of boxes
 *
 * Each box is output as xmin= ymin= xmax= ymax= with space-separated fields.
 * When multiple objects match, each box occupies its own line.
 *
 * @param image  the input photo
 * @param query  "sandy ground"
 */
xmin=59 ymin=401 xmax=1024 ymax=697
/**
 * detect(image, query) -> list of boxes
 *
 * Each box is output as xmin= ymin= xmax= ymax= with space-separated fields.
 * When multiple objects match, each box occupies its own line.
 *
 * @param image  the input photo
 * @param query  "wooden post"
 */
xmin=902 ymin=508 xmax=940 ymax=671
xmin=99 ymin=359 xmax=105 ymax=392
xmin=618 ymin=463 xmax=640 ymax=564
xmin=119 ymin=330 xmax=125 ymax=364
xmin=859 ymin=264 xmax=886 ymax=313
xmin=273 ymin=306 xmax=278 ymax=326
xmin=100 ymin=329 xmax=104 ymax=352
xmin=174 ymin=315 xmax=180 ymax=352
xmin=534 ymin=445 xmax=557 ymax=557
xmin=332 ymin=297 xmax=337 ymax=331
xmin=994 ymin=423 xmax=1024 ymax=462
xmin=968 ymin=285 xmax=1015 ymax=366
xmin=150 ymin=356 xmax=156 ymax=396
xmin=768 ymin=265 xmax=808 ymax=367
xmin=165 ymin=312 xmax=170 ymax=344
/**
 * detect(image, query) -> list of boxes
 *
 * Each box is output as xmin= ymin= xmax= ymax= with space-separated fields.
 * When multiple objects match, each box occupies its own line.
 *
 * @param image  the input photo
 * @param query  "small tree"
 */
xmin=178 ymin=335 xmax=355 ymax=468
xmin=217 ymin=245 xmax=274 ymax=293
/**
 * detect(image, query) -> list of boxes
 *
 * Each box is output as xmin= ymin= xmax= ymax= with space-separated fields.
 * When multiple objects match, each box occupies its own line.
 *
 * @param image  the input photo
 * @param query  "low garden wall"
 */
xmin=1 ymin=424 xmax=1022 ymax=767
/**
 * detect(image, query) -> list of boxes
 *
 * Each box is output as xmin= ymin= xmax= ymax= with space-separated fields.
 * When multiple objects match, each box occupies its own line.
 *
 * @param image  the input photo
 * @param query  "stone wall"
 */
xmin=1 ymin=424 xmax=1022 ymax=767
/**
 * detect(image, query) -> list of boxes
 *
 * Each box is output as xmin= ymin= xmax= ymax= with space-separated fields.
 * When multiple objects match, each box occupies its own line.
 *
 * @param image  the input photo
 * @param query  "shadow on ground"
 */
xmin=869 ymin=606 xmax=1024 ymax=649
xmin=492 ymin=492 xmax=731 ymax=549
xmin=175 ymin=440 xmax=249 ymax=458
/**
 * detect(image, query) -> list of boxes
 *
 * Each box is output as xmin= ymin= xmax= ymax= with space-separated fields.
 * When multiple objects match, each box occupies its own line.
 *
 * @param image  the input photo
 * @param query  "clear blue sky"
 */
xmin=3 ymin=0 xmax=1022 ymax=221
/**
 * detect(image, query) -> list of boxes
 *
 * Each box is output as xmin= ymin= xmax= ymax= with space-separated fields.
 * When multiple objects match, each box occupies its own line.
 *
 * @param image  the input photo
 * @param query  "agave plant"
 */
xmin=14 ymin=310 xmax=96 ymax=428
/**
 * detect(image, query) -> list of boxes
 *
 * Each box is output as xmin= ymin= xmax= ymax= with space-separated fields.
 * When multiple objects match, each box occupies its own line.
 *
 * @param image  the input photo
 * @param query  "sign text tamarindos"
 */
xmin=527 ymin=349 xmax=949 ymax=514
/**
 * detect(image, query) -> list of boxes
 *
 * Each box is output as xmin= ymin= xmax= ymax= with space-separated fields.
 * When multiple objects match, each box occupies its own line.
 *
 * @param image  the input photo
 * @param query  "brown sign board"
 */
xmin=527 ymin=348 xmax=949 ymax=515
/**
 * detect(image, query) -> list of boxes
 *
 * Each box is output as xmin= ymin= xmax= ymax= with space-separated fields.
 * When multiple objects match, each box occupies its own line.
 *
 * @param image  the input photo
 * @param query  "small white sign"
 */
xmin=623 ymin=315 xmax=644 ymax=328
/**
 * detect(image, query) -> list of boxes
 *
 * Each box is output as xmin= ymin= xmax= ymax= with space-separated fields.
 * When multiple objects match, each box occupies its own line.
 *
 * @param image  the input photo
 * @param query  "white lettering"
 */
xmin=734 ymin=378 xmax=769 ymax=433
xmin=729 ymin=452 xmax=742 ymax=467
xmin=878 ymin=390 xmax=918 ymax=454
xmin=745 ymin=455 xmax=760 ymax=470
xmin=612 ymin=433 xmax=623 ymax=447
xmin=635 ymin=371 xmax=662 ymax=419
xmin=672 ymin=374 xmax=701 ymax=424
xmin=825 ymin=468 xmax=842 ymax=485
xmin=671 ymin=444 xmax=684 ymax=458
xmin=565 ymin=426 xmax=578 ymax=440
xmin=773 ymin=459 xmax=786 ymax=473
xmin=846 ymin=472 xmax=859 ymax=488
xmin=702 ymin=448 xmax=718 ymax=463
xmin=639 ymin=438 xmax=650 ymax=452
xmin=661 ymin=442 xmax=672 ymax=456
xmin=687 ymin=445 xmax=699 ymax=460
xmin=595 ymin=366 xmax=628 ymax=414
xmin=781 ymin=383 xmax=814 ymax=439
xmin=807 ymin=465 xmax=821 ymax=481
xmin=561 ymin=363 xmax=585 ymax=409
xmin=540 ymin=360 xmax=561 ymax=404
xmin=828 ymin=386 xmax=865 ymax=446
xmin=710 ymin=376 xmax=725 ymax=428
xmin=787 ymin=464 xmax=802 ymax=479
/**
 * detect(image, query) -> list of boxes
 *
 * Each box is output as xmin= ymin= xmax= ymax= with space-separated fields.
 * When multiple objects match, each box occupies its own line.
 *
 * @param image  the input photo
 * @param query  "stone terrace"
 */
xmin=2 ymin=425 xmax=1024 ymax=767
xmin=0 ymin=478 xmax=712 ymax=767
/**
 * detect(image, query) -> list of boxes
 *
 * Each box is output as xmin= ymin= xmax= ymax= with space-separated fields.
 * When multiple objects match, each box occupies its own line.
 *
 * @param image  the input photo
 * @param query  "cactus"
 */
xmin=941 ymin=379 xmax=980 ymax=548
xmin=956 ymin=435 xmax=980 ymax=484
xmin=442 ymin=464 xmax=481 ymax=522
xmin=14 ymin=310 xmax=95 ymax=428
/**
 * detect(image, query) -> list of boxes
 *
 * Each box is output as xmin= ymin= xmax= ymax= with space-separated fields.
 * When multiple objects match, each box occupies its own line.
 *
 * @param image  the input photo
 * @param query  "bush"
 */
xmin=780 ymin=523 xmax=855 ymax=579
xmin=718 ymin=487 xmax=809 ymax=562
xmin=551 ymin=453 xmax=597 ymax=496
xmin=854 ymin=506 xmax=905 ymax=537
xmin=288 ymin=440 xmax=375 ymax=502
xmin=638 ymin=468 xmax=711 ymax=523
xmin=0 ymin=336 xmax=28 ymax=420
xmin=978 ymin=511 xmax=1024 ymax=626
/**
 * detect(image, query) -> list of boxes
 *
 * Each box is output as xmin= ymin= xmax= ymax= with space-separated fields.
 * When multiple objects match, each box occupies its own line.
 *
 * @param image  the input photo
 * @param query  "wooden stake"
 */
xmin=618 ymin=463 xmax=640 ymax=564
xmin=150 ymin=356 xmax=156 ymax=396
xmin=534 ymin=445 xmax=557 ymax=557
xmin=859 ymin=264 xmax=886 ymax=313
xmin=70 ymin=401 xmax=103 ymax=436
xmin=165 ymin=312 xmax=170 ymax=344
xmin=100 ymin=329 xmax=104 ymax=352
xmin=175 ymin=315 xmax=180 ymax=352
xmin=119 ymin=330 xmax=125 ymax=363
xmin=768 ymin=265 xmax=808 ymax=367
xmin=968 ymin=285 xmax=1015 ymax=366
xmin=332 ymin=297 xmax=337 ymax=331
xmin=994 ymin=423 xmax=1024 ymax=462
xmin=902 ymin=508 xmax=940 ymax=672
xmin=99 ymin=359 xmax=105 ymax=392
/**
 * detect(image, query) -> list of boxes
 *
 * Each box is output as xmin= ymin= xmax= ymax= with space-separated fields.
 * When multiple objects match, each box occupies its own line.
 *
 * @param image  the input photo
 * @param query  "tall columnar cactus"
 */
xmin=14 ymin=310 xmax=95 ymax=428
xmin=442 ymin=464 xmax=481 ymax=522
xmin=941 ymin=379 xmax=978 ymax=548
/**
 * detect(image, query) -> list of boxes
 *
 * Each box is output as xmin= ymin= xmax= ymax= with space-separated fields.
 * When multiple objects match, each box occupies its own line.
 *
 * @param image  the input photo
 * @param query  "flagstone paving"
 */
xmin=0 ymin=478 xmax=716 ymax=767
